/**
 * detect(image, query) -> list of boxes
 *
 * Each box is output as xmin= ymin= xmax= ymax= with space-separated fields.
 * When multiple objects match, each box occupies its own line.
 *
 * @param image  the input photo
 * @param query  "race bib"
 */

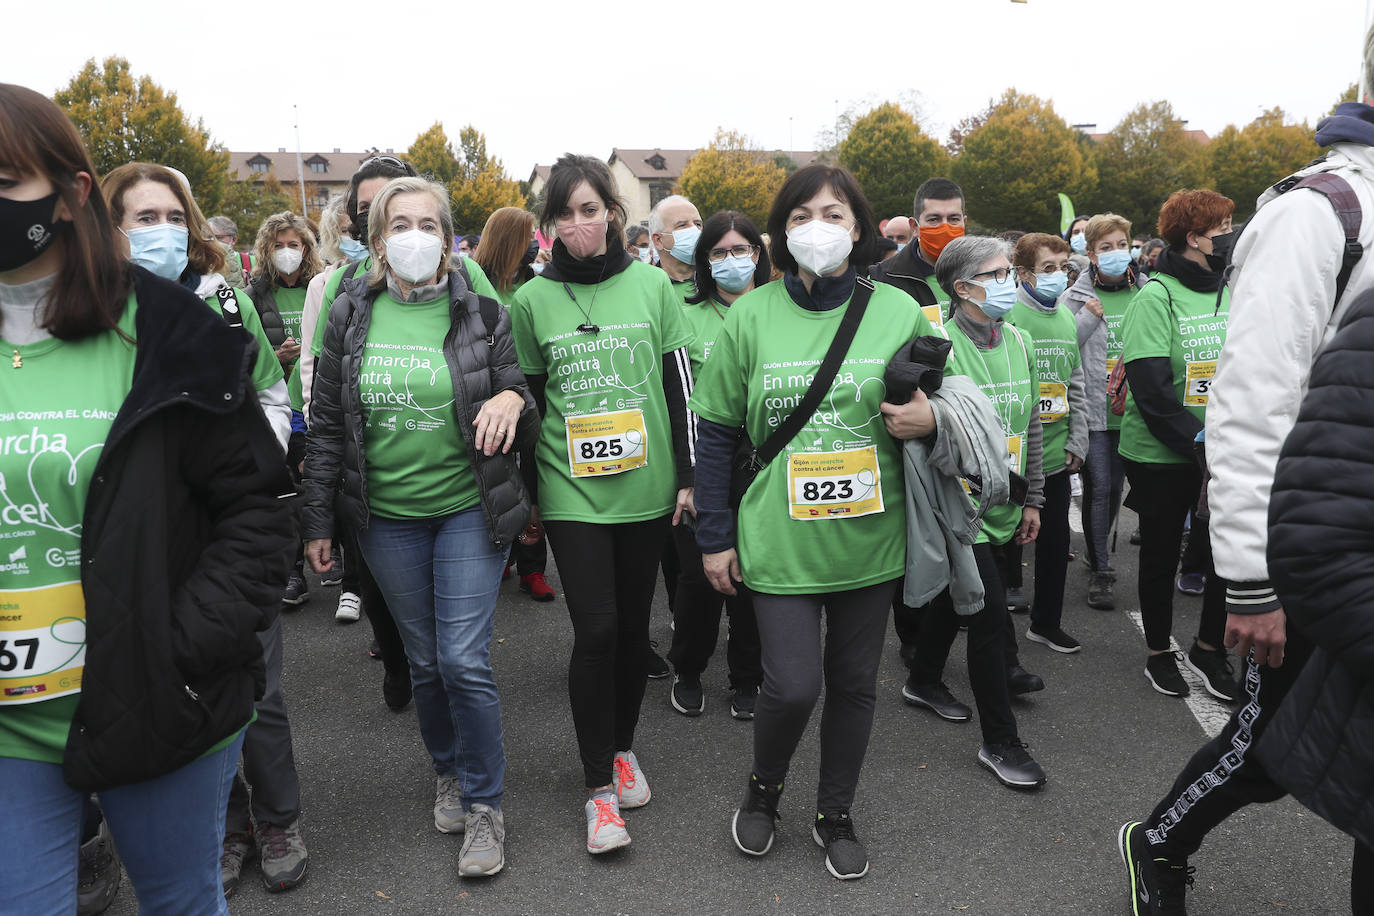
xmin=565 ymin=409 xmax=648 ymax=478
xmin=1184 ymin=360 xmax=1216 ymax=406
xmin=1106 ymin=357 xmax=1119 ymax=384
xmin=1006 ymin=434 xmax=1023 ymax=473
xmin=922 ymin=304 xmax=945 ymax=329
xmin=1038 ymin=382 xmax=1068 ymax=422
xmin=0 ymin=582 xmax=86 ymax=705
xmin=787 ymin=446 xmax=883 ymax=520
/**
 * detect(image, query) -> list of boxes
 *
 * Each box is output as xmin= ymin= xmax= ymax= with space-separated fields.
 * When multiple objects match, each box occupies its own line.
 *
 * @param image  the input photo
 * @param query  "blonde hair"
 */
xmin=253 ymin=211 xmax=322 ymax=287
xmin=366 ymin=177 xmax=453 ymax=288
xmin=316 ymin=196 xmax=348 ymax=264
xmin=1084 ymin=213 xmax=1132 ymax=249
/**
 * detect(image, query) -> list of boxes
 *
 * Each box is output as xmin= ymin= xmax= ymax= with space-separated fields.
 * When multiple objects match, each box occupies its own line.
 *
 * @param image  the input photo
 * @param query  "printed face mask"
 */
xmin=1070 ymin=233 xmax=1087 ymax=254
xmin=787 ymin=219 xmax=853 ymax=277
xmin=384 ymin=229 xmax=443 ymax=284
xmin=558 ymin=219 xmax=607 ymax=259
xmin=918 ymin=222 xmax=964 ymax=263
xmin=1096 ymin=249 xmax=1132 ymax=277
xmin=125 ymin=223 xmax=189 ymax=281
xmin=1033 ymin=270 xmax=1068 ymax=300
xmin=0 ymin=191 xmax=65 ymax=272
xmin=710 ymin=253 xmax=756 ymax=293
xmin=272 ymin=248 xmax=303 ymax=276
xmin=968 ymin=273 xmax=1018 ymax=319
xmin=665 ymin=225 xmax=700 ymax=264
xmin=338 ymin=236 xmax=367 ymax=261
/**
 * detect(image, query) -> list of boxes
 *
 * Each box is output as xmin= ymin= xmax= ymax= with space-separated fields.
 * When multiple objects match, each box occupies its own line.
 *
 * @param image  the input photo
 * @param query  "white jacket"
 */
xmin=1207 ymin=142 xmax=1374 ymax=612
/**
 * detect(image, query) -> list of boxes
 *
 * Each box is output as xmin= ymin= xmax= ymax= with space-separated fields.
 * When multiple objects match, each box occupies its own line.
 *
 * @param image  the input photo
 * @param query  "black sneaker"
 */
xmin=978 ymin=740 xmax=1047 ymax=789
xmin=77 ymin=821 xmax=122 ymax=916
xmin=730 ymin=685 xmax=758 ymax=720
xmin=1145 ymin=652 xmax=1190 ymax=697
xmin=1026 ymin=623 xmax=1081 ymax=654
xmin=732 ymin=774 xmax=782 ymax=856
xmin=319 ymin=547 xmax=344 ymax=587
xmin=1007 ymin=665 xmax=1045 ymax=695
xmin=646 ymin=641 xmax=670 ymax=679
xmin=1005 ymin=587 xmax=1030 ymax=614
xmin=281 ymin=572 xmax=309 ymax=607
xmin=1087 ymin=571 xmax=1115 ymax=610
xmin=382 ymin=668 xmax=412 ymax=712
xmin=670 ymin=673 xmax=704 ymax=717
xmin=901 ymin=677 xmax=972 ymax=722
xmin=1183 ymin=643 xmax=1239 ymax=703
xmin=812 ymin=811 xmax=869 ymax=880
xmin=1119 ymin=820 xmax=1194 ymax=914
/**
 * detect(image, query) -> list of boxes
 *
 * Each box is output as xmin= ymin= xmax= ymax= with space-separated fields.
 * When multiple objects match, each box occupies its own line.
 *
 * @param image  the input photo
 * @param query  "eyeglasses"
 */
xmin=360 ymin=155 xmax=406 ymax=169
xmin=706 ymin=244 xmax=756 ymax=263
xmin=969 ymin=267 xmax=1011 ymax=283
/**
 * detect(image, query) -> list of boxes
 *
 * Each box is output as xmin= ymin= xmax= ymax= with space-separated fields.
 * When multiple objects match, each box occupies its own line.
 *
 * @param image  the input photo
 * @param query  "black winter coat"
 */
xmin=1262 ymin=286 xmax=1374 ymax=851
xmin=64 ymin=266 xmax=295 ymax=791
xmin=300 ymin=268 xmax=538 ymax=549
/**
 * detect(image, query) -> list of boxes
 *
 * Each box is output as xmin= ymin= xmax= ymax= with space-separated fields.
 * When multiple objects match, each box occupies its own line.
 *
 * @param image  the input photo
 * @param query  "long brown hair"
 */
xmin=0 ymin=83 xmax=129 ymax=338
xmin=473 ymin=207 xmax=535 ymax=295
xmin=102 ymin=162 xmax=226 ymax=277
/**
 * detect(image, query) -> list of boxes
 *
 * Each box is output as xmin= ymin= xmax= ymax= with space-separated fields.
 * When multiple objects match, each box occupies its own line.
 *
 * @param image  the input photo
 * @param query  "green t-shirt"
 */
xmin=273 ymin=284 xmax=308 ymax=343
xmin=1118 ymin=274 xmax=1230 ymax=465
xmin=944 ymin=318 xmax=1038 ymax=546
xmin=287 ymin=361 xmax=304 ymax=412
xmin=207 ymin=288 xmax=285 ymax=394
xmin=668 ymin=276 xmax=696 ymax=308
xmin=0 ymin=297 xmax=138 ymax=763
xmin=1009 ymin=300 xmax=1081 ymax=475
xmin=681 ymin=297 xmax=730 ymax=378
xmin=510 ymin=261 xmax=693 ymax=524
xmin=689 ymin=281 xmax=934 ymax=594
xmin=360 ymin=293 xmax=480 ymax=519
xmin=1098 ymin=285 xmax=1136 ymax=432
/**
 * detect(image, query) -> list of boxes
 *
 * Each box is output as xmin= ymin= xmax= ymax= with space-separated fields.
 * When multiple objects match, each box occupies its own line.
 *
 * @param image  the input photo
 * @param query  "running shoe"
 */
xmin=901 ymin=678 xmax=972 ymax=722
xmin=1176 ymin=573 xmax=1205 ymax=597
xmin=1183 ymin=643 xmax=1239 ymax=703
xmin=613 ymin=750 xmax=651 ymax=808
xmin=585 ymin=793 xmax=630 ymax=854
xmin=978 ymin=740 xmax=1047 ymax=789
xmin=670 ymin=673 xmax=704 ymax=717
xmin=257 ymin=819 xmax=308 ymax=892
xmin=1145 ymin=652 xmax=1190 ymax=697
xmin=1119 ymin=820 xmax=1194 ymax=914
xmin=1026 ymin=623 xmax=1081 ymax=654
xmin=458 ymin=805 xmax=505 ymax=877
xmin=732 ymin=774 xmax=782 ymax=856
xmin=220 ymin=828 xmax=252 ymax=899
xmin=730 ymin=685 xmax=759 ymax=720
xmin=434 ymin=777 xmax=465 ymax=834
xmin=812 ymin=811 xmax=869 ymax=880
xmin=334 ymin=591 xmax=361 ymax=623
xmin=646 ymin=641 xmax=670 ymax=679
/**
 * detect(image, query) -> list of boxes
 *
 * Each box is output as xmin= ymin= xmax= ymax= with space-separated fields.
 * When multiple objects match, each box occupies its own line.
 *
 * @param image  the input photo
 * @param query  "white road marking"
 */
xmin=1125 ymin=611 xmax=1233 ymax=738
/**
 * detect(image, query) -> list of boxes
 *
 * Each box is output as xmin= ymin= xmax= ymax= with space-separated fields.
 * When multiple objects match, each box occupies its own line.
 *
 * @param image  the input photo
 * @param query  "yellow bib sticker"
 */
xmin=565 ymin=408 xmax=648 ymax=478
xmin=1106 ymin=357 xmax=1119 ymax=384
xmin=1006 ymin=434 xmax=1023 ymax=473
xmin=1184 ymin=360 xmax=1217 ymax=406
xmin=922 ymin=304 xmax=945 ymax=329
xmin=1038 ymin=382 xmax=1068 ymax=422
xmin=0 ymin=582 xmax=86 ymax=705
xmin=787 ymin=446 xmax=883 ymax=520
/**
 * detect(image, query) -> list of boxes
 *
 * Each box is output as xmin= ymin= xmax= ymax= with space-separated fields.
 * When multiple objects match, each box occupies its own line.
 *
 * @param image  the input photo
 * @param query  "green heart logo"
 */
xmin=608 ymin=339 xmax=656 ymax=394
xmin=827 ymin=375 xmax=886 ymax=437
xmin=402 ymin=360 xmax=457 ymax=422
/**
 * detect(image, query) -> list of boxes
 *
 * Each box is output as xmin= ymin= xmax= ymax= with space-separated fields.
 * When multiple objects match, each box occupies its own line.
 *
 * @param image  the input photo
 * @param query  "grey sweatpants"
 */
xmin=750 ymin=579 xmax=897 ymax=814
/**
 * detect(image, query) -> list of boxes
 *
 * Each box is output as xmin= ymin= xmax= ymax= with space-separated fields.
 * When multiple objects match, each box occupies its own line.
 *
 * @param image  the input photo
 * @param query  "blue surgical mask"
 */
xmin=530 ymin=262 xmax=545 ymax=275
xmin=1033 ymin=270 xmax=1068 ymax=300
xmin=125 ymin=224 xmax=189 ymax=281
xmin=1130 ymin=246 xmax=1142 ymax=260
xmin=1097 ymin=249 xmax=1133 ymax=277
xmin=667 ymin=225 xmax=700 ymax=264
xmin=710 ymin=253 xmax=755 ymax=294
xmin=339 ymin=236 xmax=367 ymax=261
xmin=1070 ymin=233 xmax=1087 ymax=254
xmin=969 ymin=274 xmax=1018 ymax=319
xmin=895 ymin=242 xmax=906 ymax=253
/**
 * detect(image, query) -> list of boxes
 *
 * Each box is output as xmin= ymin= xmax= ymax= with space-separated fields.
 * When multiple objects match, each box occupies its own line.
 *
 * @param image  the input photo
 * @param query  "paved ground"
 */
xmin=110 ymin=512 xmax=1353 ymax=915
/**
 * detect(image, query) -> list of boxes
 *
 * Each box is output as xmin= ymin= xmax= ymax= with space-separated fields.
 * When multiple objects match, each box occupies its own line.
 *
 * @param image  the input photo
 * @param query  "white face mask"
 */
xmin=787 ymin=219 xmax=853 ymax=277
xmin=385 ymin=229 xmax=443 ymax=284
xmin=635 ymin=245 xmax=654 ymax=264
xmin=530 ymin=262 xmax=546 ymax=275
xmin=272 ymin=248 xmax=303 ymax=276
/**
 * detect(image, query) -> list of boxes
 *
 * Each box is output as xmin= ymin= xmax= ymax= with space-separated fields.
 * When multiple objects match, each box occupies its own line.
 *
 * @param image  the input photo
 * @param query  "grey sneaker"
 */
xmin=257 ymin=819 xmax=308 ymax=892
xmin=220 ymin=828 xmax=252 ymax=898
xmin=435 ymin=776 xmax=466 ymax=833
xmin=458 ymin=804 xmax=506 ymax=877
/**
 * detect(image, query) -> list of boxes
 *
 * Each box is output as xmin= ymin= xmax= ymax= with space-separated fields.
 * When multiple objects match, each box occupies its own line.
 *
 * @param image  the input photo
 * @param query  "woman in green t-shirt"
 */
xmin=691 ymin=165 xmax=936 ymax=881
xmin=508 ymin=154 xmax=695 ymax=857
xmin=1119 ymin=189 xmax=1238 ymax=704
xmin=249 ymin=210 xmax=323 ymax=375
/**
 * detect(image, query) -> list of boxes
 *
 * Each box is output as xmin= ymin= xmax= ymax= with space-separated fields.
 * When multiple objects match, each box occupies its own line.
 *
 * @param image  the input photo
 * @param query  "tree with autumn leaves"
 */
xmin=405 ymin=123 xmax=525 ymax=234
xmin=677 ymin=130 xmax=787 ymax=229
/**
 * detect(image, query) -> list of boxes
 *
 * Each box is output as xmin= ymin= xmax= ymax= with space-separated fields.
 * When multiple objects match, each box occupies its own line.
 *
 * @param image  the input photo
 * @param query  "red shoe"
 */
xmin=502 ymin=558 xmax=514 ymax=582
xmin=520 ymin=572 xmax=556 ymax=602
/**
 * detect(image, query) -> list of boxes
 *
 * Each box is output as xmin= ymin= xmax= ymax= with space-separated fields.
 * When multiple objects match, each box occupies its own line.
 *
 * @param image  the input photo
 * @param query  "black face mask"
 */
xmin=1204 ymin=229 xmax=1238 ymax=273
xmin=521 ymin=239 xmax=539 ymax=266
xmin=0 ymin=191 xmax=65 ymax=272
xmin=352 ymin=208 xmax=370 ymax=247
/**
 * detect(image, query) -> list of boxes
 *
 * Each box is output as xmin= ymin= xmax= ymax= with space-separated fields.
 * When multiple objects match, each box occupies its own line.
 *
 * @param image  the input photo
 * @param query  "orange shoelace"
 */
xmin=613 ymin=757 xmax=638 ymax=792
xmin=591 ymin=797 xmax=625 ymax=829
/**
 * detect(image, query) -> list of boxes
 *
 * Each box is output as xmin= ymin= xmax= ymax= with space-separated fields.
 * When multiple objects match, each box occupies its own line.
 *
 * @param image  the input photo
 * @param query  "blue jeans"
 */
xmin=359 ymin=507 xmax=507 ymax=808
xmin=0 ymin=732 xmax=243 ymax=916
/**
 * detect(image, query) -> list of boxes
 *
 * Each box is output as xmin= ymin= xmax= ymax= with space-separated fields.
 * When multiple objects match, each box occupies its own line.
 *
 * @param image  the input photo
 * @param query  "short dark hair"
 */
xmin=346 ymin=155 xmax=417 ymax=240
xmin=914 ymin=177 xmax=964 ymax=218
xmin=687 ymin=210 xmax=771 ymax=305
xmin=1063 ymin=215 xmax=1089 ymax=241
xmin=876 ymin=236 xmax=898 ymax=254
xmin=539 ymin=153 xmax=627 ymax=248
xmin=461 ymin=234 xmax=480 ymax=249
xmin=766 ymin=164 xmax=878 ymax=276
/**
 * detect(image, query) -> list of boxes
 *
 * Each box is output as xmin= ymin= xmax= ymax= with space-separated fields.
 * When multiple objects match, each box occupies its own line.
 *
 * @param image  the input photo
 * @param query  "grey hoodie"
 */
xmin=1060 ymin=267 xmax=1144 ymax=432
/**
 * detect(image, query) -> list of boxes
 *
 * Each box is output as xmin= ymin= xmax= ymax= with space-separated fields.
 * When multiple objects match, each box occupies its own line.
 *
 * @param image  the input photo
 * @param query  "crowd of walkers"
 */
xmin=2 ymin=40 xmax=1374 ymax=914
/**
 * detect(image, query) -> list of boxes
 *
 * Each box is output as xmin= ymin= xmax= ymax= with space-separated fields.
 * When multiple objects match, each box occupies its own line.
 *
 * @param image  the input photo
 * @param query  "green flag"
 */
xmin=1058 ymin=193 xmax=1075 ymax=235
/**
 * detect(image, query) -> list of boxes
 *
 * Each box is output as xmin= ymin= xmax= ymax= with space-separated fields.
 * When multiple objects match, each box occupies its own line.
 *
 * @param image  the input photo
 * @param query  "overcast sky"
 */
xmin=6 ymin=0 xmax=1368 ymax=180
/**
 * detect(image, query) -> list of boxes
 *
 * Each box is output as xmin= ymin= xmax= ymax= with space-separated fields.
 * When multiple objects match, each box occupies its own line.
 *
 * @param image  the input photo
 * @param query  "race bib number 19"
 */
xmin=787 ymin=446 xmax=883 ymax=520
xmin=0 ymin=582 xmax=86 ymax=705
xmin=1038 ymin=382 xmax=1068 ymax=422
xmin=1184 ymin=360 xmax=1216 ymax=406
xmin=566 ymin=409 xmax=648 ymax=478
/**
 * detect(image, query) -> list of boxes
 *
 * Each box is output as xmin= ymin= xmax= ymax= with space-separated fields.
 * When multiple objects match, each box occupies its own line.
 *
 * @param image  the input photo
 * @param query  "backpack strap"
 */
xmin=215 ymin=286 xmax=244 ymax=329
xmin=1290 ymin=173 xmax=1363 ymax=305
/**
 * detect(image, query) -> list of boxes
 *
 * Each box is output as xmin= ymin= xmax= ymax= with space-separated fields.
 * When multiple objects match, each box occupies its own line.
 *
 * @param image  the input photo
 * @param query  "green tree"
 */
xmin=1209 ymin=108 xmax=1322 ymax=219
xmin=219 ymin=172 xmax=295 ymax=248
xmin=1332 ymin=82 xmax=1358 ymax=113
xmin=406 ymin=122 xmax=461 ymax=184
xmin=447 ymin=126 xmax=524 ymax=234
xmin=1087 ymin=100 xmax=1210 ymax=235
xmin=54 ymin=56 xmax=230 ymax=213
xmin=949 ymin=89 xmax=1097 ymax=233
xmin=677 ymin=129 xmax=787 ymax=228
xmin=838 ymin=102 xmax=947 ymax=219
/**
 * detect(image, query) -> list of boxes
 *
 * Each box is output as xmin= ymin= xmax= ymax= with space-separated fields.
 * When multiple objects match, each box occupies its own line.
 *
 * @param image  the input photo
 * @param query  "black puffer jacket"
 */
xmin=65 ymin=266 xmax=294 ymax=791
xmin=300 ymin=268 xmax=538 ymax=549
xmin=1262 ymin=286 xmax=1374 ymax=850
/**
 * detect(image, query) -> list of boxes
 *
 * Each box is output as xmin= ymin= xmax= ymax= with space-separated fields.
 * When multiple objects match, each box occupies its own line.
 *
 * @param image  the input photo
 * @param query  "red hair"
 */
xmin=1157 ymin=190 xmax=1234 ymax=250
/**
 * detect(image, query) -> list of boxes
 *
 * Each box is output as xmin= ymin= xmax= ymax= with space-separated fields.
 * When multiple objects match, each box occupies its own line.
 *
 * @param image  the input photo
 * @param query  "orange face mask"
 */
xmin=918 ymin=223 xmax=965 ymax=264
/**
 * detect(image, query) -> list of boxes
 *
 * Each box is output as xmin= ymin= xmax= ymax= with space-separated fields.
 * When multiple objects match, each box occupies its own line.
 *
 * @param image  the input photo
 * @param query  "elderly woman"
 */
xmin=301 ymin=176 xmax=538 ymax=878
xmin=1119 ymin=189 xmax=1237 ymax=704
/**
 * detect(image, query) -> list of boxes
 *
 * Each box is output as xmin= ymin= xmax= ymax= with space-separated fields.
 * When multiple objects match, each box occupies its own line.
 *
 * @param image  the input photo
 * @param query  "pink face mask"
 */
xmin=559 ymin=219 xmax=607 ymax=259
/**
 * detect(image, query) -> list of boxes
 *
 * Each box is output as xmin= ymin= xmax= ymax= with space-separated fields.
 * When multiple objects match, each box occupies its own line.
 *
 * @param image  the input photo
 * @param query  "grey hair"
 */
xmin=1364 ymin=20 xmax=1374 ymax=102
xmin=648 ymin=194 xmax=694 ymax=235
xmin=366 ymin=176 xmax=453 ymax=288
xmin=207 ymin=215 xmax=238 ymax=238
xmin=315 ymin=196 xmax=348 ymax=264
xmin=934 ymin=235 xmax=1010 ymax=305
xmin=626 ymin=224 xmax=649 ymax=244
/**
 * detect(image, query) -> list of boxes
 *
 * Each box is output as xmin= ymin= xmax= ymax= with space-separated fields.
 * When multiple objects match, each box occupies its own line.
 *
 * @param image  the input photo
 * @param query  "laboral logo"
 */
xmin=0 ymin=543 xmax=28 ymax=574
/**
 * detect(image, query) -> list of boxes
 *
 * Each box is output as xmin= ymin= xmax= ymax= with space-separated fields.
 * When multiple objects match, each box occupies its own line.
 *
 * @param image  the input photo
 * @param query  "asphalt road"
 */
xmin=109 ymin=511 xmax=1353 ymax=915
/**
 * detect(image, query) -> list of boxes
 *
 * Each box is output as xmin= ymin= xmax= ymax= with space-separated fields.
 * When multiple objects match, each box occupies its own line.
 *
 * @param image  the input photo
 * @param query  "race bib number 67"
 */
xmin=566 ymin=409 xmax=648 ymax=478
xmin=0 ymin=582 xmax=86 ymax=705
xmin=787 ymin=446 xmax=884 ymax=520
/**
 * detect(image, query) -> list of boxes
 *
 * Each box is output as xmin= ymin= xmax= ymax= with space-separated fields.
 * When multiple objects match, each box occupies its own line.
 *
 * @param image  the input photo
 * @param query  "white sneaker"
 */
xmin=1069 ymin=473 xmax=1083 ymax=498
xmin=613 ymin=750 xmax=651 ymax=808
xmin=584 ymin=794 xmax=630 ymax=854
xmin=335 ymin=591 xmax=362 ymax=623
xmin=434 ymin=776 xmax=465 ymax=834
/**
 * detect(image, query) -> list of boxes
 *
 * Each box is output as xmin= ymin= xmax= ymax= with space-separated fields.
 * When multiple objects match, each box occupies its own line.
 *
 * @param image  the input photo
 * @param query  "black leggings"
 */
xmin=666 ymin=523 xmax=761 ymax=688
xmin=545 ymin=515 xmax=671 ymax=788
xmin=1030 ymin=470 xmax=1073 ymax=631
